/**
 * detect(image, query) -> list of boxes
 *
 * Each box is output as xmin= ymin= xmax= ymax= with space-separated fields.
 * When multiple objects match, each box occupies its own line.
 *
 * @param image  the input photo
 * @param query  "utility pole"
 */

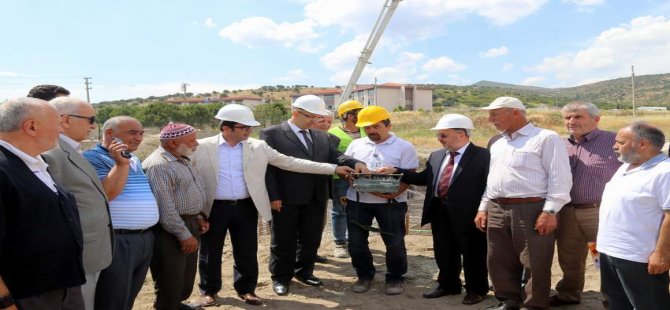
xmin=373 ymin=77 xmax=378 ymax=106
xmin=631 ymin=65 xmax=636 ymax=116
xmin=181 ymin=82 xmax=190 ymax=97
xmin=84 ymin=77 xmax=92 ymax=103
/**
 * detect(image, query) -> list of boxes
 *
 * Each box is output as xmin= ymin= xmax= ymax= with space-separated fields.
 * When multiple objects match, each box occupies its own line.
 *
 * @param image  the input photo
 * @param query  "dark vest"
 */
xmin=0 ymin=146 xmax=85 ymax=299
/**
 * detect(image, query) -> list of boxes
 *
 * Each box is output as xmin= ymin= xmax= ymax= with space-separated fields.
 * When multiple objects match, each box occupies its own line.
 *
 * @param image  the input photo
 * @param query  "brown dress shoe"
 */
xmin=549 ymin=295 xmax=580 ymax=307
xmin=239 ymin=293 xmax=262 ymax=306
xmin=462 ymin=293 xmax=486 ymax=305
xmin=195 ymin=294 xmax=219 ymax=307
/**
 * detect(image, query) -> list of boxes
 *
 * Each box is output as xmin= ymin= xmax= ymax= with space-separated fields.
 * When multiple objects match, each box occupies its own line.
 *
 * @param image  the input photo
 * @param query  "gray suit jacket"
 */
xmin=42 ymin=138 xmax=114 ymax=274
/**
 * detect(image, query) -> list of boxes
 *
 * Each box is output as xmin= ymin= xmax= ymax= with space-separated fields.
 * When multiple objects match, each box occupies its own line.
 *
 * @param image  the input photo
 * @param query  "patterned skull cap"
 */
xmin=159 ymin=122 xmax=196 ymax=140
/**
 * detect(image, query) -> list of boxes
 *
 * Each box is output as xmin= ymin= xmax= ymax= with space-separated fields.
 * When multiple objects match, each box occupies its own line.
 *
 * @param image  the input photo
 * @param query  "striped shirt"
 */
xmin=143 ymin=147 xmax=207 ymax=240
xmin=84 ymin=144 xmax=159 ymax=229
xmin=479 ymin=123 xmax=572 ymax=212
xmin=565 ymin=129 xmax=621 ymax=204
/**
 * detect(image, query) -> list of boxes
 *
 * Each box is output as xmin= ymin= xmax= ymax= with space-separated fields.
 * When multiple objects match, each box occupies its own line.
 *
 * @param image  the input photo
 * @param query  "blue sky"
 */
xmin=2 ymin=0 xmax=670 ymax=102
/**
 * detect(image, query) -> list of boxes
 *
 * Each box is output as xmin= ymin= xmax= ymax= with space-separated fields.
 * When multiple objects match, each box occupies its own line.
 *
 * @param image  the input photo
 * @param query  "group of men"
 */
xmin=0 ymin=84 xmax=668 ymax=310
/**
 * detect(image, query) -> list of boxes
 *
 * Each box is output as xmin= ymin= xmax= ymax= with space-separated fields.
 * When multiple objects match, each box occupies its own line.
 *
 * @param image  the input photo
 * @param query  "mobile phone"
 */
xmin=112 ymin=137 xmax=132 ymax=159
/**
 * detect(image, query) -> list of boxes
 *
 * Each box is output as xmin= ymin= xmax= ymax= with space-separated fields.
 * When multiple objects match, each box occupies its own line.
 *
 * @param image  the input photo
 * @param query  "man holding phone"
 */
xmin=83 ymin=116 xmax=159 ymax=310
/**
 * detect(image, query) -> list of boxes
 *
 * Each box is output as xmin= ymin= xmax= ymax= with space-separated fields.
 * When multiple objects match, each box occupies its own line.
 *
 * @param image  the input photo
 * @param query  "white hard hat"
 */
xmin=479 ymin=96 xmax=526 ymax=110
xmin=215 ymin=104 xmax=260 ymax=126
xmin=431 ymin=114 xmax=475 ymax=130
xmin=292 ymin=95 xmax=330 ymax=116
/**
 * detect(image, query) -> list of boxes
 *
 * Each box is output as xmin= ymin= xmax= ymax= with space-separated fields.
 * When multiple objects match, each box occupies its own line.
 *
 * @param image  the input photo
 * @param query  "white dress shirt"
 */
xmin=215 ymin=135 xmax=250 ymax=200
xmin=59 ymin=133 xmax=81 ymax=153
xmin=434 ymin=142 xmax=470 ymax=197
xmin=0 ymin=139 xmax=57 ymax=193
xmin=479 ymin=123 xmax=572 ymax=212
xmin=287 ymin=120 xmax=311 ymax=149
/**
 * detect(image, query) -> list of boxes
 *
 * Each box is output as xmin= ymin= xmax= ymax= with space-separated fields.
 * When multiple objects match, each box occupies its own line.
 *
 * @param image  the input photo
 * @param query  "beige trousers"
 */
xmin=555 ymin=206 xmax=599 ymax=302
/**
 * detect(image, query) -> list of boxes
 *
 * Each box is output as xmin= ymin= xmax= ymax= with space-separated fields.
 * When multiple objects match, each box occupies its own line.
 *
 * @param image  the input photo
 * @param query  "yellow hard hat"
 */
xmin=356 ymin=106 xmax=390 ymax=127
xmin=337 ymin=100 xmax=364 ymax=117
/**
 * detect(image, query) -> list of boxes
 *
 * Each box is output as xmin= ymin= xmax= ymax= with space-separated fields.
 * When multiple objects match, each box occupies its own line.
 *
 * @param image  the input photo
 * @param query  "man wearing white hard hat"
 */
xmin=387 ymin=114 xmax=489 ymax=304
xmin=191 ymin=103 xmax=355 ymax=306
xmin=260 ymin=95 xmax=367 ymax=296
xmin=474 ymin=97 xmax=572 ymax=310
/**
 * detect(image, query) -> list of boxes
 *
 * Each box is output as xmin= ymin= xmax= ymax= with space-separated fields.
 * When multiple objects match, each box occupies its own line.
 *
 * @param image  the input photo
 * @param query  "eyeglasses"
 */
xmin=435 ymin=133 xmax=448 ymax=139
xmin=233 ymin=125 xmax=252 ymax=131
xmin=67 ymin=114 xmax=96 ymax=124
xmin=298 ymin=110 xmax=321 ymax=120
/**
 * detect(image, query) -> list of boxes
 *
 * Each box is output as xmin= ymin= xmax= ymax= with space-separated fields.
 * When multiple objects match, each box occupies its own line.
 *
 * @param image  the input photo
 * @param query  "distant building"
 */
xmin=291 ymin=83 xmax=434 ymax=112
xmin=220 ymin=95 xmax=265 ymax=107
xmin=636 ymin=106 xmax=667 ymax=111
xmin=166 ymin=95 xmax=265 ymax=107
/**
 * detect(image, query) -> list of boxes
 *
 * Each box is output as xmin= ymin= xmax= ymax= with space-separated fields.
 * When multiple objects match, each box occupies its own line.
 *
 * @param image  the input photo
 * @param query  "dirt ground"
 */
xmin=132 ymin=195 xmax=606 ymax=309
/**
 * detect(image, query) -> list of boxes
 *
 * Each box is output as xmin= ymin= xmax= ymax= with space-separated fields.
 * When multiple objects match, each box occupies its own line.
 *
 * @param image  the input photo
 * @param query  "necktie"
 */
xmin=437 ymin=151 xmax=459 ymax=199
xmin=299 ymin=129 xmax=313 ymax=156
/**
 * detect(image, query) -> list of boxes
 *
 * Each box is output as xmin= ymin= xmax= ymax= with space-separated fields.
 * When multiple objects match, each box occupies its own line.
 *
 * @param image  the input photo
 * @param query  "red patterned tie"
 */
xmin=437 ymin=151 xmax=459 ymax=199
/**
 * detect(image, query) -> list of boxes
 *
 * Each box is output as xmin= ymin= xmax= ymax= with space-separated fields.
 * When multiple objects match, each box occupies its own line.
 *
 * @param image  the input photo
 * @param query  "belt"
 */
xmin=568 ymin=202 xmax=599 ymax=209
xmin=180 ymin=214 xmax=200 ymax=220
xmin=215 ymin=198 xmax=251 ymax=205
xmin=114 ymin=228 xmax=151 ymax=234
xmin=491 ymin=197 xmax=544 ymax=205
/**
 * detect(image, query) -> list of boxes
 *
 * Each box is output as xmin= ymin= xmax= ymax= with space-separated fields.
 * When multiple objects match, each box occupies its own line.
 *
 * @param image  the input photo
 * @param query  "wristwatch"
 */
xmin=0 ymin=294 xmax=15 ymax=308
xmin=543 ymin=209 xmax=557 ymax=215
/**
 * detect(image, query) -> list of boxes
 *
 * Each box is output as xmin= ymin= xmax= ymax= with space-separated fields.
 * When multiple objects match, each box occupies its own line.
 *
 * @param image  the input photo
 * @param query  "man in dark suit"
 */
xmin=42 ymin=97 xmax=114 ymax=310
xmin=0 ymin=97 xmax=85 ymax=309
xmin=260 ymin=95 xmax=366 ymax=295
xmin=391 ymin=114 xmax=489 ymax=305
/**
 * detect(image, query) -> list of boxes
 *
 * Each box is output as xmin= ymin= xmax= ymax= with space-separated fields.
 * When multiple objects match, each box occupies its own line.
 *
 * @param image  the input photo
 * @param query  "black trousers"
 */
xmin=346 ymin=200 xmax=408 ymax=282
xmin=431 ymin=199 xmax=489 ymax=295
xmin=16 ymin=287 xmax=84 ymax=310
xmin=151 ymin=217 xmax=200 ymax=310
xmin=198 ymin=199 xmax=258 ymax=295
xmin=269 ymin=197 xmax=327 ymax=283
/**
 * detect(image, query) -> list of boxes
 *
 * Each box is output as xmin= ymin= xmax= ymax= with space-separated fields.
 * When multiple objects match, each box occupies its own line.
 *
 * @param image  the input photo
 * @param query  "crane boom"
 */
xmin=339 ymin=0 xmax=401 ymax=104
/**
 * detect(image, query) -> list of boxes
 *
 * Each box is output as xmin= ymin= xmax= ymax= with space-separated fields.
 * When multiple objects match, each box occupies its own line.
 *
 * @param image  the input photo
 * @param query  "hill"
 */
xmin=435 ymin=73 xmax=670 ymax=109
xmin=96 ymin=73 xmax=670 ymax=110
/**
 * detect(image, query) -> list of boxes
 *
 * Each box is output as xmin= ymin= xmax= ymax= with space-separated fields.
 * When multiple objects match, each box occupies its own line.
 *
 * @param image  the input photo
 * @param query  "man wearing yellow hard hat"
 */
xmin=327 ymin=100 xmax=367 ymax=258
xmin=344 ymin=105 xmax=419 ymax=295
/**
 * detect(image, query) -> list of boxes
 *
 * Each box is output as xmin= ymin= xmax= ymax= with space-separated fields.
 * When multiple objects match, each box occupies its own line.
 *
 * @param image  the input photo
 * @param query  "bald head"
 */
xmin=102 ymin=116 xmax=144 ymax=152
xmin=0 ymin=97 xmax=61 ymax=156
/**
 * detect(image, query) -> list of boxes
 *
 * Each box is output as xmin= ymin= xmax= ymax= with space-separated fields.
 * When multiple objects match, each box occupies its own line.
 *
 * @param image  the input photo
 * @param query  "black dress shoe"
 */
xmin=462 ymin=293 xmax=485 ymax=305
xmin=295 ymin=274 xmax=323 ymax=286
xmin=422 ymin=287 xmax=461 ymax=299
xmin=486 ymin=302 xmax=519 ymax=310
xmin=315 ymin=255 xmax=329 ymax=264
xmin=549 ymin=295 xmax=580 ymax=307
xmin=273 ymin=282 xmax=289 ymax=295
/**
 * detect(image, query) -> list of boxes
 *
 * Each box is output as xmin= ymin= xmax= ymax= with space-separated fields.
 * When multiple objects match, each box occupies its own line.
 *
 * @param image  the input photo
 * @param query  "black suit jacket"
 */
xmin=260 ymin=121 xmax=359 ymax=205
xmin=400 ymin=143 xmax=489 ymax=228
xmin=0 ymin=146 xmax=85 ymax=298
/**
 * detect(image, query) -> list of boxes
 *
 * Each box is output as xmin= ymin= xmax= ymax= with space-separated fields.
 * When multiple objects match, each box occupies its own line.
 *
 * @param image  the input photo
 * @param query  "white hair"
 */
xmin=50 ymin=96 xmax=90 ymax=115
xmin=0 ymin=97 xmax=45 ymax=132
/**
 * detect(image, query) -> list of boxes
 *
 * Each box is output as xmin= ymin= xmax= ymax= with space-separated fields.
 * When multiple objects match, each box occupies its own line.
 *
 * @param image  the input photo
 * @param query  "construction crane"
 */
xmin=339 ymin=0 xmax=402 ymax=104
